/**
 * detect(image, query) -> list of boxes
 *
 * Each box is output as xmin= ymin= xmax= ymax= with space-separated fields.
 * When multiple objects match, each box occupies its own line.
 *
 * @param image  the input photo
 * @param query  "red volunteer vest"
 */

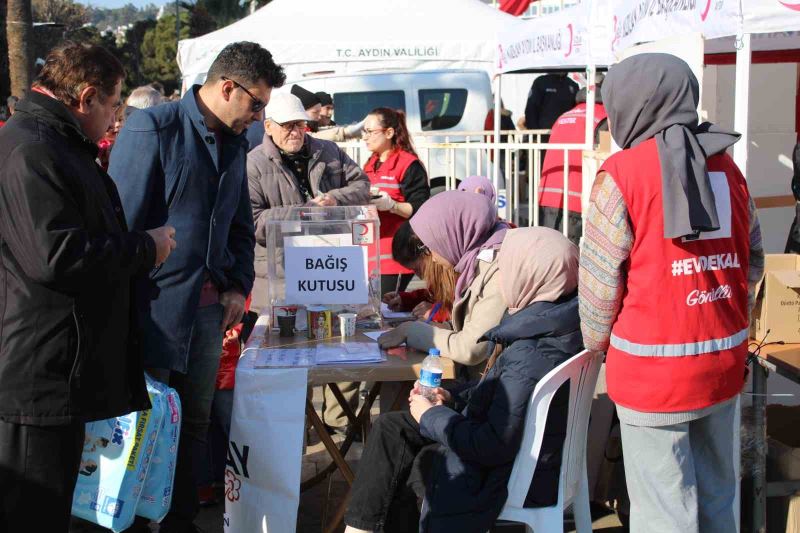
xmin=364 ymin=149 xmax=418 ymax=275
xmin=603 ymin=139 xmax=750 ymax=413
xmin=539 ymin=103 xmax=607 ymax=213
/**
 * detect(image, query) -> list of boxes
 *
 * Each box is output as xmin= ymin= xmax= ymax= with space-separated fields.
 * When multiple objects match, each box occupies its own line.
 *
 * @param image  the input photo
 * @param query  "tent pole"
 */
xmin=733 ymin=33 xmax=751 ymax=177
xmin=585 ymin=64 xmax=595 ymax=150
xmin=493 ymin=74 xmax=502 ymax=200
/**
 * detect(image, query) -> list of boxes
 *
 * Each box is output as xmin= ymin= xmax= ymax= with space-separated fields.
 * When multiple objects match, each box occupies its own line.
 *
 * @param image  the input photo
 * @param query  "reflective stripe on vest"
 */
xmin=610 ymin=328 xmax=748 ymax=357
xmin=540 ymin=187 xmax=583 ymax=198
xmin=375 ymin=183 xmax=401 ymax=189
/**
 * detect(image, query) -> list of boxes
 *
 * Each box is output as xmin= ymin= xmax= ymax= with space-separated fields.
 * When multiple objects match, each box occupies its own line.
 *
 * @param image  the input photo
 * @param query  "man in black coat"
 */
xmin=0 ymin=42 xmax=176 ymax=531
xmin=523 ymin=73 xmax=579 ymax=137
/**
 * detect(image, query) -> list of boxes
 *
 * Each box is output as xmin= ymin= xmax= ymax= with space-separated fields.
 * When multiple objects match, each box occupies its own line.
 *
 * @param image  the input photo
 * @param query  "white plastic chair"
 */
xmin=496 ymin=349 xmax=603 ymax=533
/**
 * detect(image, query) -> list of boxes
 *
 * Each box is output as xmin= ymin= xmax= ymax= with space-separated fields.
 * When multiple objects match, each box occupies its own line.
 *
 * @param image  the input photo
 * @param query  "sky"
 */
xmin=76 ymin=0 xmax=167 ymax=10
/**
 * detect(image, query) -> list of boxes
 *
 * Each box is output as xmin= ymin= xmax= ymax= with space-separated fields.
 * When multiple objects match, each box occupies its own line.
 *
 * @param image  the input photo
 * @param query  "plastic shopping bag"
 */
xmin=135 ymin=378 xmax=181 ymax=521
xmin=71 ymin=375 xmax=165 ymax=532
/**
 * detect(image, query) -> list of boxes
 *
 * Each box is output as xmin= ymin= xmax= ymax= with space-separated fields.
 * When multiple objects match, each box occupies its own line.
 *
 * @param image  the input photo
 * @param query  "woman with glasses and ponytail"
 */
xmin=363 ymin=107 xmax=431 ymax=296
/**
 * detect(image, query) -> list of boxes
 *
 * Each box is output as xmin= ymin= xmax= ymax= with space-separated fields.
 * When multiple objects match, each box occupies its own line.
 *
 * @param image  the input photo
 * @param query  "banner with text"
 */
xmin=743 ymin=0 xmax=800 ymax=34
xmin=496 ymin=5 xmax=594 ymax=73
xmin=284 ymin=245 xmax=368 ymax=305
xmin=610 ymin=0 xmax=740 ymax=56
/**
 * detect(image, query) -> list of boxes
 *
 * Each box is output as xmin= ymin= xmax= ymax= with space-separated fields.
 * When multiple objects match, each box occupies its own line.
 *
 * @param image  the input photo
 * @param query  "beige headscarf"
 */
xmin=497 ymin=227 xmax=579 ymax=314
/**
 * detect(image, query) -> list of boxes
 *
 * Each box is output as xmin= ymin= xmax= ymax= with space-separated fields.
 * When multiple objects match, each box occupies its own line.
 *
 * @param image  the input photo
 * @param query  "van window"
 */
xmin=333 ymin=91 xmax=405 ymax=125
xmin=419 ymin=89 xmax=468 ymax=131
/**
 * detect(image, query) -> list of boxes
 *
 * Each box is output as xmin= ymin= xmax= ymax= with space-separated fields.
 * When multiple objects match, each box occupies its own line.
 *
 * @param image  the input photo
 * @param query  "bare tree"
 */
xmin=7 ymin=0 xmax=33 ymax=97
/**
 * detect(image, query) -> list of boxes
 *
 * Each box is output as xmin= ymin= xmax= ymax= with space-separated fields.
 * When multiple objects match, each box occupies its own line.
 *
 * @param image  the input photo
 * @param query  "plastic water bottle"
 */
xmin=419 ymin=348 xmax=443 ymax=403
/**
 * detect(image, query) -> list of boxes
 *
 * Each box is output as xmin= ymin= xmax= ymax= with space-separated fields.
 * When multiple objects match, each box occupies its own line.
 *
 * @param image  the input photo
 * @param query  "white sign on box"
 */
xmin=285 ymin=245 xmax=368 ymax=305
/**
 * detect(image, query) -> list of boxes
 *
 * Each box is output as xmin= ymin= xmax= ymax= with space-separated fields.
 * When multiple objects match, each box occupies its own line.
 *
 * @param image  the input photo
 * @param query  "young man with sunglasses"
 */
xmin=108 ymin=42 xmax=285 ymax=533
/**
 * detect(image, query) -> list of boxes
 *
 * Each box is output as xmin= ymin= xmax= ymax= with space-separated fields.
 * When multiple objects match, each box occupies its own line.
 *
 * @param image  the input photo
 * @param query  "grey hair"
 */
xmin=126 ymin=85 xmax=163 ymax=109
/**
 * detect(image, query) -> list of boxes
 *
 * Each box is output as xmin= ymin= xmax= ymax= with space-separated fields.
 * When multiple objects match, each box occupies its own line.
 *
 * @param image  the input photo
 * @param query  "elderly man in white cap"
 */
xmin=247 ymin=92 xmax=370 ymax=433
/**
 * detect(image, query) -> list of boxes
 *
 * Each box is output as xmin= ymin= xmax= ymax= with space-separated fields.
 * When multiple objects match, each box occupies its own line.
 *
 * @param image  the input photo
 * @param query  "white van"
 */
xmin=285 ymin=69 xmax=494 ymax=191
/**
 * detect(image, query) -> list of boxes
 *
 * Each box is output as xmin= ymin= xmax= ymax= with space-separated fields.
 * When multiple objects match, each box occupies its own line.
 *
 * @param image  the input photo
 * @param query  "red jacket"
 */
xmin=539 ymin=103 xmax=607 ymax=213
xmin=365 ymin=149 xmax=418 ymax=275
xmin=603 ymin=139 xmax=751 ymax=413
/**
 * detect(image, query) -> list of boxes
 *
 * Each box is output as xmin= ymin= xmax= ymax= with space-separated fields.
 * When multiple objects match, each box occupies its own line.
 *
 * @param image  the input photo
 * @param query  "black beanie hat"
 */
xmin=315 ymin=91 xmax=333 ymax=107
xmin=291 ymin=85 xmax=321 ymax=110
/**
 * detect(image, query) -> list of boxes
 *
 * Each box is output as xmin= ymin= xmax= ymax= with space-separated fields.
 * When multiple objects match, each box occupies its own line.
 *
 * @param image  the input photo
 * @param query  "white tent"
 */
xmin=177 ymin=0 xmax=518 ymax=89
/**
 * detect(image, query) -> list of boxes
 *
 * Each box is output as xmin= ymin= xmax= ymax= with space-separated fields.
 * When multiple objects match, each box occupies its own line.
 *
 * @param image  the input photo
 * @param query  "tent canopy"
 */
xmin=177 ymin=0 xmax=518 ymax=87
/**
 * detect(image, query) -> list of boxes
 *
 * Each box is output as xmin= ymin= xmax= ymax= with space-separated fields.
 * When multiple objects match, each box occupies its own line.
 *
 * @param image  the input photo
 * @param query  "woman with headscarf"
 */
xmin=382 ymin=177 xmax=504 ymax=322
xmin=377 ymin=190 xmax=507 ymax=370
xmin=578 ymin=54 xmax=764 ymax=533
xmin=344 ymin=227 xmax=582 ymax=533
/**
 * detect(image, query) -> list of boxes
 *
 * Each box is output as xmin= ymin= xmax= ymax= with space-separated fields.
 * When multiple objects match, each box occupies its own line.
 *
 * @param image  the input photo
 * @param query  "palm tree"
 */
xmin=7 ymin=0 xmax=33 ymax=97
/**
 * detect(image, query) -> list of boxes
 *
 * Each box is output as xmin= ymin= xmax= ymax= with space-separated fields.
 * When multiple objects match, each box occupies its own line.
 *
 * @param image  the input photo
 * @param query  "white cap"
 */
xmin=264 ymin=93 xmax=311 ymax=124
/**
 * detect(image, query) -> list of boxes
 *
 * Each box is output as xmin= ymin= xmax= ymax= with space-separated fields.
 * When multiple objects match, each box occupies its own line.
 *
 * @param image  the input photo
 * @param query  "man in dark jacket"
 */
xmin=108 ymin=42 xmax=285 ymax=532
xmin=0 ymin=42 xmax=175 ymax=531
xmin=523 ymin=73 xmax=579 ymax=136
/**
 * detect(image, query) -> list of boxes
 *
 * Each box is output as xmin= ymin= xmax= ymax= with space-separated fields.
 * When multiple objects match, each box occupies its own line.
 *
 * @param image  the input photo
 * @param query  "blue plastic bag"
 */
xmin=135 ymin=378 xmax=181 ymax=521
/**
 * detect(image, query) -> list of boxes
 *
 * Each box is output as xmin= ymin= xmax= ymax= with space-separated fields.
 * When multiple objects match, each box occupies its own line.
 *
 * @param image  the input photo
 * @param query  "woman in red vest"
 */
xmin=363 ymin=107 xmax=430 ymax=296
xmin=579 ymin=54 xmax=764 ymax=533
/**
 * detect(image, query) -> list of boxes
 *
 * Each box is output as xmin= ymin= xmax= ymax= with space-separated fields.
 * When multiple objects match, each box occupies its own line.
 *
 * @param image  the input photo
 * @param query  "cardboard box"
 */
xmin=598 ymin=130 xmax=612 ymax=153
xmin=751 ymin=254 xmax=800 ymax=344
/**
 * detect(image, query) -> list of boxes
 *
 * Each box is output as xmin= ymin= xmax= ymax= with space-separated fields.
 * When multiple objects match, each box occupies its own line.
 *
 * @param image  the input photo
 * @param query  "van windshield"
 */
xmin=419 ymin=89 xmax=468 ymax=131
xmin=333 ymin=91 xmax=405 ymax=125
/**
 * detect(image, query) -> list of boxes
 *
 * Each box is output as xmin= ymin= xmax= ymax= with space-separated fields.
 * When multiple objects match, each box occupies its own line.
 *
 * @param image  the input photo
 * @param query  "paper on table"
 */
xmin=362 ymin=330 xmax=406 ymax=347
xmin=253 ymin=348 xmax=315 ymax=368
xmin=381 ymin=302 xmax=414 ymax=319
xmin=314 ymin=342 xmax=385 ymax=365
xmin=362 ymin=331 xmax=388 ymax=342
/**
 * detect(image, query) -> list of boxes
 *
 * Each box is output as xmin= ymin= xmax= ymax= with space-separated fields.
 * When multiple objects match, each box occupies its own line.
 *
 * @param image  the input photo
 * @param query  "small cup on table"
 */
xmin=339 ymin=313 xmax=357 ymax=338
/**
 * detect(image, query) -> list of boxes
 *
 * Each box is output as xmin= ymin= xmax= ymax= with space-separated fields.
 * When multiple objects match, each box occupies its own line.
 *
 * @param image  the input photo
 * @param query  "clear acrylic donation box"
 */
xmin=260 ymin=205 xmax=382 ymax=331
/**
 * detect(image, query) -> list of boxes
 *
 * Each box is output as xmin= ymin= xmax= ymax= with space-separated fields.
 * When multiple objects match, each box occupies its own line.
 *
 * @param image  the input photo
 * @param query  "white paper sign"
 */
xmin=284 ymin=246 xmax=368 ymax=305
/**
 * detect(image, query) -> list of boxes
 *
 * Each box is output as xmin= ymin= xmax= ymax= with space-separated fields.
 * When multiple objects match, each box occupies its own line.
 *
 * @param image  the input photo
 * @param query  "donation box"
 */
xmin=260 ymin=205 xmax=382 ymax=331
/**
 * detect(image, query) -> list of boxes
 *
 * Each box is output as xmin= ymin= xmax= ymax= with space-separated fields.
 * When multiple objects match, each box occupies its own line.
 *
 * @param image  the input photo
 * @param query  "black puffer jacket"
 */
xmin=418 ymin=294 xmax=583 ymax=533
xmin=0 ymin=92 xmax=155 ymax=425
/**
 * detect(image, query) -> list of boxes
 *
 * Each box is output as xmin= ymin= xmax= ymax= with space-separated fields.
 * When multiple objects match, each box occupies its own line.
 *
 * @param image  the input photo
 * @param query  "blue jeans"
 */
xmin=151 ymin=303 xmax=224 ymax=531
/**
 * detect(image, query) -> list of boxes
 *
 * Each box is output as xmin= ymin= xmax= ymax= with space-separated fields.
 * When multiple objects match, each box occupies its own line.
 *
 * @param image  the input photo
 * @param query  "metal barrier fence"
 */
xmin=337 ymin=130 xmax=597 ymax=236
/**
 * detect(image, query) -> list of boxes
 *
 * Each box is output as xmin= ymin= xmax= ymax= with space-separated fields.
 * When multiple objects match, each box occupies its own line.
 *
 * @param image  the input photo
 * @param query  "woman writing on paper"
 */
xmin=382 ymin=175 xmax=507 ymax=322
xmin=363 ymin=107 xmax=431 ymax=296
xmin=344 ymin=227 xmax=583 ymax=533
xmin=377 ymin=190 xmax=508 ymax=374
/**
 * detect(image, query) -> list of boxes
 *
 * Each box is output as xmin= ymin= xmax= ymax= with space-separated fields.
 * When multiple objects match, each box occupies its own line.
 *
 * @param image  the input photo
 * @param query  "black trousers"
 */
xmin=0 ymin=419 xmax=84 ymax=533
xmin=380 ymin=273 xmax=414 ymax=298
xmin=345 ymin=411 xmax=438 ymax=532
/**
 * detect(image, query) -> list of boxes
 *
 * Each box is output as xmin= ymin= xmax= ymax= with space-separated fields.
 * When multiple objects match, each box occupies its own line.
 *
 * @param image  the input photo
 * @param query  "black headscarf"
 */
xmin=602 ymin=53 xmax=740 ymax=239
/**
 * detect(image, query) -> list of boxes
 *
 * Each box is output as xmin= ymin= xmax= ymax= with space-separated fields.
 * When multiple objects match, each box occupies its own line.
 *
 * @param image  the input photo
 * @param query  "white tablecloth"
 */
xmin=224 ymin=319 xmax=308 ymax=533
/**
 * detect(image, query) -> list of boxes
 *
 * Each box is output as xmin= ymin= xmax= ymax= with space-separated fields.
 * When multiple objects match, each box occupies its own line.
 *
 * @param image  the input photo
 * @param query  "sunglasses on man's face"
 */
xmin=221 ymin=76 xmax=267 ymax=113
